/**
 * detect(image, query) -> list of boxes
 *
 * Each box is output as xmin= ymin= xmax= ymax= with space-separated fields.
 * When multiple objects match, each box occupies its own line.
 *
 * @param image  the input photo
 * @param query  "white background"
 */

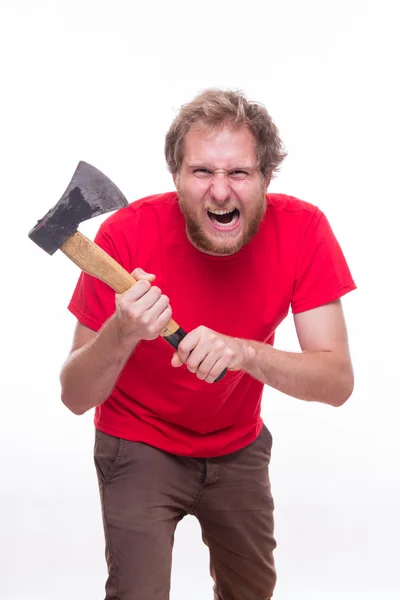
xmin=1 ymin=0 xmax=399 ymax=598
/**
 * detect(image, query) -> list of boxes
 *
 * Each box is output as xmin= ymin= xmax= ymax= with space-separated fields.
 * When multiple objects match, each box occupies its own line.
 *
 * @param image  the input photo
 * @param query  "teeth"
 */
xmin=207 ymin=208 xmax=236 ymax=215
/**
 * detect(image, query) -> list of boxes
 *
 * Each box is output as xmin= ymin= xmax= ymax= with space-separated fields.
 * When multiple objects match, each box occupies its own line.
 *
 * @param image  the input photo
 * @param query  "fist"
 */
xmin=115 ymin=268 xmax=172 ymax=342
xmin=171 ymin=325 xmax=249 ymax=383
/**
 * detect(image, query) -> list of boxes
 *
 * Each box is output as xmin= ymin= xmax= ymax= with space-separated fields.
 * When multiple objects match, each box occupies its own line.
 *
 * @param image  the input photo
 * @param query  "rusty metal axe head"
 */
xmin=28 ymin=161 xmax=129 ymax=255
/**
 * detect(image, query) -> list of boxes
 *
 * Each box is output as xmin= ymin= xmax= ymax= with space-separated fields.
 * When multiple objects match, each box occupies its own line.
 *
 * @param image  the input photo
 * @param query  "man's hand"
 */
xmin=114 ymin=268 xmax=172 ymax=345
xmin=171 ymin=326 xmax=252 ymax=383
xmin=60 ymin=267 xmax=172 ymax=416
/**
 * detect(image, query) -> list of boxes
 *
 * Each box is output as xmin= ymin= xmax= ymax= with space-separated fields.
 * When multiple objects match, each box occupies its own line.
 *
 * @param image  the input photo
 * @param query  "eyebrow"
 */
xmin=187 ymin=163 xmax=255 ymax=171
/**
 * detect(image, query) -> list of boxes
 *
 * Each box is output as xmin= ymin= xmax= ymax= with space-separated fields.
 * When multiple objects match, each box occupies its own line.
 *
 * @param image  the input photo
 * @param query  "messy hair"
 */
xmin=165 ymin=88 xmax=287 ymax=179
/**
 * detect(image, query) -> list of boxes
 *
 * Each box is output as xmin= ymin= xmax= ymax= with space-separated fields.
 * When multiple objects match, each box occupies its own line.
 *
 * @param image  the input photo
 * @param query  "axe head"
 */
xmin=28 ymin=161 xmax=129 ymax=255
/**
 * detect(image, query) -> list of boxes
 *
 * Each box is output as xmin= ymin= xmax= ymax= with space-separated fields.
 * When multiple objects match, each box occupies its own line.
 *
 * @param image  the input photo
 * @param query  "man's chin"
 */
xmin=187 ymin=227 xmax=246 ymax=256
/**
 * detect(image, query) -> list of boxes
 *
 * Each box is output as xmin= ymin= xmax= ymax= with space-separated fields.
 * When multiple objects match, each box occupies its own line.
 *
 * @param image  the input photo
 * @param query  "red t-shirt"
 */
xmin=68 ymin=192 xmax=356 ymax=457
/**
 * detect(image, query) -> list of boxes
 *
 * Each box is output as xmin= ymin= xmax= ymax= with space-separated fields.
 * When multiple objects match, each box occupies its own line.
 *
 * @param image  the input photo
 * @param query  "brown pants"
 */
xmin=94 ymin=425 xmax=276 ymax=600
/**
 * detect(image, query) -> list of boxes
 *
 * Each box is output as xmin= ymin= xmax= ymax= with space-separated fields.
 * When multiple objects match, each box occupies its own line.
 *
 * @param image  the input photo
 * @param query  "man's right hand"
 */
xmin=114 ymin=268 xmax=172 ymax=343
xmin=61 ymin=267 xmax=172 ymax=415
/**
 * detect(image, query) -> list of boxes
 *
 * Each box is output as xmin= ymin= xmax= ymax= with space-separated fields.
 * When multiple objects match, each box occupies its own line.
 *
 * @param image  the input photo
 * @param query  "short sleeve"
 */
xmin=291 ymin=210 xmax=356 ymax=314
xmin=67 ymin=226 xmax=122 ymax=331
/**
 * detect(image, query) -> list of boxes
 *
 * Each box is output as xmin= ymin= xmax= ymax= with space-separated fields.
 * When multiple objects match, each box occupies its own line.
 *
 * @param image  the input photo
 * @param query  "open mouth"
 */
xmin=207 ymin=208 xmax=240 ymax=228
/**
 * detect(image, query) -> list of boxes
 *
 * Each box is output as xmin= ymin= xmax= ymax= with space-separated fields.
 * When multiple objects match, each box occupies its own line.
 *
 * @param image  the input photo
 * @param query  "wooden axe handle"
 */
xmin=61 ymin=231 xmax=226 ymax=382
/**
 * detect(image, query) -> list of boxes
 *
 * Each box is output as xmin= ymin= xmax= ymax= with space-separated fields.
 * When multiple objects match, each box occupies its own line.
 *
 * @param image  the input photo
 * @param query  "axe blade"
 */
xmin=28 ymin=161 xmax=129 ymax=255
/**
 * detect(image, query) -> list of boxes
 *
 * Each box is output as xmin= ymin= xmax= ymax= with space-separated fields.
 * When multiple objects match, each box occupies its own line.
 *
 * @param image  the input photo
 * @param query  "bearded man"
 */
xmin=61 ymin=88 xmax=356 ymax=600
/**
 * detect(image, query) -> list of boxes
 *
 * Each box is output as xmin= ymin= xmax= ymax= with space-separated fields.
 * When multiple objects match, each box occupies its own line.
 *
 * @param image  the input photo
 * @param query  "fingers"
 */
xmin=176 ymin=328 xmax=202 ymax=364
xmin=131 ymin=267 xmax=156 ymax=282
xmin=202 ymin=357 xmax=229 ymax=383
xmin=171 ymin=352 xmax=184 ymax=368
xmin=139 ymin=290 xmax=172 ymax=328
xmin=122 ymin=282 xmax=164 ymax=311
xmin=118 ymin=285 xmax=171 ymax=322
xmin=190 ymin=349 xmax=231 ymax=383
xmin=117 ymin=278 xmax=151 ymax=303
xmin=173 ymin=327 xmax=235 ymax=382
xmin=115 ymin=269 xmax=172 ymax=341
xmin=173 ymin=343 xmax=230 ymax=382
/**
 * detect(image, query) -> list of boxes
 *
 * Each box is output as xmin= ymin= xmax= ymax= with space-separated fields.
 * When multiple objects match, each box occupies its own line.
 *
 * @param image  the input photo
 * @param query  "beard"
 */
xmin=177 ymin=189 xmax=267 ymax=256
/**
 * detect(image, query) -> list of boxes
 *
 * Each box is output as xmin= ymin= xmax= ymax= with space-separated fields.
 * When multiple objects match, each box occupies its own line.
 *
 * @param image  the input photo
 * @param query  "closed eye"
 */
xmin=193 ymin=168 xmax=213 ymax=178
xmin=192 ymin=168 xmax=249 ymax=179
xmin=229 ymin=170 xmax=248 ymax=179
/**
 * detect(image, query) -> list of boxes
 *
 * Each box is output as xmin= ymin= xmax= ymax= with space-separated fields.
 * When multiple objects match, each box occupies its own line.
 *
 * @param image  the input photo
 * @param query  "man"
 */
xmin=61 ymin=89 xmax=356 ymax=600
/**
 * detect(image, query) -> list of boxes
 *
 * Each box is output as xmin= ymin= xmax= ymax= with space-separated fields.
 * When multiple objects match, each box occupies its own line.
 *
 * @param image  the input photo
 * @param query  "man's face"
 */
xmin=174 ymin=123 xmax=269 ymax=256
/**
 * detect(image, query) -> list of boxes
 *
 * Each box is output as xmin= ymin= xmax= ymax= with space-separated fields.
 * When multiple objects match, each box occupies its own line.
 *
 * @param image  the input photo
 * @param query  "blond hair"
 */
xmin=165 ymin=88 xmax=287 ymax=178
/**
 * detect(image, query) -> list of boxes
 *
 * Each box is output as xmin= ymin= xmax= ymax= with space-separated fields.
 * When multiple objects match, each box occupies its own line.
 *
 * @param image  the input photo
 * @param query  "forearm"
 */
xmin=60 ymin=316 xmax=139 ymax=415
xmin=242 ymin=340 xmax=354 ymax=407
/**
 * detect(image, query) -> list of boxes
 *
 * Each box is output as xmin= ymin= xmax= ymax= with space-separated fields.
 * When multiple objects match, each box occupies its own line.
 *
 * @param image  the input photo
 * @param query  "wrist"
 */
xmin=238 ymin=338 xmax=257 ymax=372
xmin=107 ymin=315 xmax=141 ymax=355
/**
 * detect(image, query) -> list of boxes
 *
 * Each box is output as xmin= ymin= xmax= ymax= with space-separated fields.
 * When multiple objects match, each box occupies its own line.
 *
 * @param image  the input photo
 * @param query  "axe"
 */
xmin=28 ymin=161 xmax=226 ymax=382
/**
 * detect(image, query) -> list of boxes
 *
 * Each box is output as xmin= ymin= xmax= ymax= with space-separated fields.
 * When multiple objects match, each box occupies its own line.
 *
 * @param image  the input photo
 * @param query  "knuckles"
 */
xmin=186 ymin=357 xmax=197 ymax=370
xmin=225 ymin=347 xmax=234 ymax=359
xmin=197 ymin=367 xmax=209 ymax=379
xmin=140 ymin=313 xmax=151 ymax=326
xmin=114 ymin=279 xmax=172 ymax=342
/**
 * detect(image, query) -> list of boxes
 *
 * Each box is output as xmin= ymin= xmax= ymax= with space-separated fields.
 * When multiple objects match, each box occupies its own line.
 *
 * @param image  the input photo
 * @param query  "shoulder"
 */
xmin=98 ymin=191 xmax=178 ymax=235
xmin=265 ymin=193 xmax=324 ymax=236
xmin=267 ymin=193 xmax=321 ymax=219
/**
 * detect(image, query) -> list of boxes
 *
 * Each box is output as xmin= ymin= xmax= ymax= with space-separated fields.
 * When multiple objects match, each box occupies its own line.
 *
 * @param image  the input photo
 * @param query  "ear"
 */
xmin=172 ymin=172 xmax=178 ymax=188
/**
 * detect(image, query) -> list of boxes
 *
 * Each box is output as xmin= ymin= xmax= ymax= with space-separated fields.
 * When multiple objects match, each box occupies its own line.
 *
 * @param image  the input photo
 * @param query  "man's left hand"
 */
xmin=171 ymin=326 xmax=251 ymax=383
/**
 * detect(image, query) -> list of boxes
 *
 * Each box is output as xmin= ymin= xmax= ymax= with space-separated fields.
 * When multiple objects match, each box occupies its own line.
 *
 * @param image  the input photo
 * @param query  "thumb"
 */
xmin=131 ymin=267 xmax=156 ymax=282
xmin=171 ymin=352 xmax=184 ymax=368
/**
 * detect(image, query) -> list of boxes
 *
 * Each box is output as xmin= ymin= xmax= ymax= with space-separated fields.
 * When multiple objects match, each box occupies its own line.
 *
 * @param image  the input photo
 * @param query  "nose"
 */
xmin=210 ymin=172 xmax=231 ymax=203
